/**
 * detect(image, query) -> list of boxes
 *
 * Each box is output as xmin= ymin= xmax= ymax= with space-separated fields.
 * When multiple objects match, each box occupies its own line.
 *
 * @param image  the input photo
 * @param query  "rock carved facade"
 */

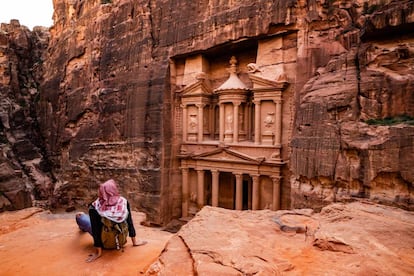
xmin=176 ymin=55 xmax=289 ymax=216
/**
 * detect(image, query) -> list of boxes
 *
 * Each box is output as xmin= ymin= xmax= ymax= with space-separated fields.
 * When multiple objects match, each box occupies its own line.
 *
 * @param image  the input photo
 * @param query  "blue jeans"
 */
xmin=75 ymin=212 xmax=93 ymax=235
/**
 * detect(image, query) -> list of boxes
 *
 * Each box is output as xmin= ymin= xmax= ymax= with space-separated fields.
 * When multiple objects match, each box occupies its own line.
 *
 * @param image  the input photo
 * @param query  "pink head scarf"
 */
xmin=92 ymin=179 xmax=128 ymax=223
xmin=98 ymin=179 xmax=120 ymax=210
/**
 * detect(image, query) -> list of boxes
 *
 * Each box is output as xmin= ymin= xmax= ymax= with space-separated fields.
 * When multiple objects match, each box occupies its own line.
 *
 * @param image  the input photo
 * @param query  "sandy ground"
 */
xmin=0 ymin=208 xmax=173 ymax=276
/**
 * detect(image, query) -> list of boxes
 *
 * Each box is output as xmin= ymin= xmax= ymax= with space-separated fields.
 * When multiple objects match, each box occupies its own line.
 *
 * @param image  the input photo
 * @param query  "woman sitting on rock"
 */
xmin=76 ymin=179 xmax=147 ymax=262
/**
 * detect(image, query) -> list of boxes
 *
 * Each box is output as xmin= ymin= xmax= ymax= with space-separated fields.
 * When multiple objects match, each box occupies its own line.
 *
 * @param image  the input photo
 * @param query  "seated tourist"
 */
xmin=75 ymin=179 xmax=147 ymax=262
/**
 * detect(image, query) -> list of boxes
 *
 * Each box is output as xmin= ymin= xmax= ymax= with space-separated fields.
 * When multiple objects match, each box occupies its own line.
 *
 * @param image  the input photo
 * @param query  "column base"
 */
xmin=262 ymin=133 xmax=273 ymax=145
xmin=224 ymin=135 xmax=233 ymax=143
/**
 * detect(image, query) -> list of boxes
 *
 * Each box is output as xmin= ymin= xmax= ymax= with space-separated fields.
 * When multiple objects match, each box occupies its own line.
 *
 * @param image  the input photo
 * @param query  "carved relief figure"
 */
xmin=225 ymin=112 xmax=233 ymax=131
xmin=264 ymin=112 xmax=274 ymax=128
xmin=238 ymin=108 xmax=244 ymax=131
xmin=189 ymin=114 xmax=197 ymax=131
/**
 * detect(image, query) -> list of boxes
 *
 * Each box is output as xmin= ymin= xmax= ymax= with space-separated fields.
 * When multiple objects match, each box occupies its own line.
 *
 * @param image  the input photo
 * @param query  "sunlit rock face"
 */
xmin=146 ymin=203 xmax=414 ymax=275
xmin=31 ymin=0 xmax=414 ymax=224
xmin=0 ymin=20 xmax=52 ymax=210
xmin=291 ymin=0 xmax=414 ymax=211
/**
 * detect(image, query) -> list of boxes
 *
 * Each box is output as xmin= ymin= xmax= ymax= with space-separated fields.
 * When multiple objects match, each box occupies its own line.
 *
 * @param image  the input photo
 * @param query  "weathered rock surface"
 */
xmin=1 ymin=202 xmax=412 ymax=275
xmin=0 ymin=21 xmax=52 ymax=211
xmin=35 ymin=0 xmax=414 ymax=225
xmin=0 ymin=207 xmax=173 ymax=275
xmin=0 ymin=0 xmax=412 ymax=226
xmin=147 ymin=202 xmax=414 ymax=275
xmin=37 ymin=0 xmax=300 ymax=224
xmin=291 ymin=0 xmax=414 ymax=211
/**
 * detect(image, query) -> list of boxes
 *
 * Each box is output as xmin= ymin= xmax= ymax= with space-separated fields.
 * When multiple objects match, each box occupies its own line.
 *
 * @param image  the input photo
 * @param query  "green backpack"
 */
xmin=101 ymin=217 xmax=128 ymax=250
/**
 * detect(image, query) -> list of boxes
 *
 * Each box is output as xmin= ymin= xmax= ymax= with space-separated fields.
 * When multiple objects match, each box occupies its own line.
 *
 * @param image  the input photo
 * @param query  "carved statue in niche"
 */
xmin=189 ymin=114 xmax=197 ymax=131
xmin=225 ymin=112 xmax=233 ymax=132
xmin=264 ymin=112 xmax=274 ymax=128
xmin=238 ymin=109 xmax=244 ymax=131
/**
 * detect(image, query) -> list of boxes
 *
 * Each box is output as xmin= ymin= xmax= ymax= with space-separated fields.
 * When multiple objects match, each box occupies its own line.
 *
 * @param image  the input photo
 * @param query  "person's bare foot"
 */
xmin=86 ymin=248 xmax=102 ymax=262
xmin=133 ymin=240 xmax=148 ymax=247
xmin=86 ymin=253 xmax=100 ymax=262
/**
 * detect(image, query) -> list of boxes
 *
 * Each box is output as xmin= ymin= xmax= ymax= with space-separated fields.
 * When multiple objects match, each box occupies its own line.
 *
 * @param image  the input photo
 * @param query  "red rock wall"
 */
xmin=28 ymin=0 xmax=414 ymax=223
xmin=38 ymin=0 xmax=296 ymax=224
xmin=0 ymin=21 xmax=52 ymax=210
xmin=291 ymin=0 xmax=414 ymax=211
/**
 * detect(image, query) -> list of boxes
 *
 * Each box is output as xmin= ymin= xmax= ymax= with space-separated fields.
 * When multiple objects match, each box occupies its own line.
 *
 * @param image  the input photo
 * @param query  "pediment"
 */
xmin=179 ymin=79 xmax=212 ymax=97
xmin=249 ymin=74 xmax=288 ymax=90
xmin=192 ymin=148 xmax=264 ymax=164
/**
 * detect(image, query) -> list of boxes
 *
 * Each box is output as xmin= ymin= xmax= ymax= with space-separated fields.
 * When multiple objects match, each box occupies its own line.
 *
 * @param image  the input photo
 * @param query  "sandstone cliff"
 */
xmin=291 ymin=0 xmax=414 ymax=211
xmin=38 ymin=0 xmax=299 ymax=224
xmin=0 ymin=0 xmax=412 ymax=225
xmin=0 ymin=20 xmax=52 ymax=211
xmin=39 ymin=0 xmax=413 ymax=224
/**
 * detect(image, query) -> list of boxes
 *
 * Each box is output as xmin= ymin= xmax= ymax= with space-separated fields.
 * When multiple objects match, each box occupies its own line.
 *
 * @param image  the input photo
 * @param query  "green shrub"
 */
xmin=366 ymin=115 xmax=414 ymax=126
xmin=363 ymin=3 xmax=380 ymax=14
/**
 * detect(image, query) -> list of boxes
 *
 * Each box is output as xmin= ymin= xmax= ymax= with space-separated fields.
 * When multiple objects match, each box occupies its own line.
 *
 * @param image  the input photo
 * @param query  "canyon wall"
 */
xmin=0 ymin=0 xmax=412 ymax=224
xmin=291 ymin=0 xmax=414 ymax=211
xmin=0 ymin=21 xmax=52 ymax=210
xmin=38 ymin=0 xmax=299 ymax=224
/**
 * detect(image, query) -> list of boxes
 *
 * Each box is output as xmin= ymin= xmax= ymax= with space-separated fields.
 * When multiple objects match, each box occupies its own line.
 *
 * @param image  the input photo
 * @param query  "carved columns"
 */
xmin=235 ymin=173 xmax=243 ymax=210
xmin=196 ymin=103 xmax=205 ymax=142
xmin=233 ymin=102 xmax=240 ymax=143
xmin=182 ymin=104 xmax=188 ymax=142
xmin=181 ymin=167 xmax=189 ymax=217
xmin=219 ymin=103 xmax=224 ymax=142
xmin=271 ymin=176 xmax=281 ymax=211
xmin=254 ymin=101 xmax=261 ymax=144
xmin=197 ymin=169 xmax=205 ymax=209
xmin=247 ymin=102 xmax=253 ymax=140
xmin=251 ymin=174 xmax=260 ymax=210
xmin=211 ymin=170 xmax=219 ymax=207
xmin=275 ymin=99 xmax=282 ymax=146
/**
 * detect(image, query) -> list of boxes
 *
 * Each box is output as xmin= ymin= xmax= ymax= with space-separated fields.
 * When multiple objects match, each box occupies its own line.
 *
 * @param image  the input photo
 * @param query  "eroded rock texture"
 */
xmin=291 ymin=0 xmax=414 ymax=211
xmin=35 ymin=0 xmax=414 ymax=225
xmin=0 ymin=0 xmax=412 ymax=224
xmin=38 ymin=0 xmax=298 ymax=224
xmin=146 ymin=203 xmax=414 ymax=275
xmin=0 ymin=21 xmax=52 ymax=211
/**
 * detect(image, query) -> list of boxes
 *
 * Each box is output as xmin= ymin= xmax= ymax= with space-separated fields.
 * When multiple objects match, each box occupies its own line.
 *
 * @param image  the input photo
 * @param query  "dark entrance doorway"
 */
xmin=242 ymin=175 xmax=252 ymax=210
xmin=218 ymin=172 xmax=234 ymax=209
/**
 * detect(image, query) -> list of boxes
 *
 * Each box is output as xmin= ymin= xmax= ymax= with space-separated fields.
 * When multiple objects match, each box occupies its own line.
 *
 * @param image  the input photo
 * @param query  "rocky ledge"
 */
xmin=147 ymin=202 xmax=414 ymax=275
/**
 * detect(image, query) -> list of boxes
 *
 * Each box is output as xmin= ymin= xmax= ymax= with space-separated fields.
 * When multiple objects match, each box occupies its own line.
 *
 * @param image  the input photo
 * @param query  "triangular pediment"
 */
xmin=179 ymin=79 xmax=212 ymax=97
xmin=192 ymin=148 xmax=264 ymax=164
xmin=249 ymin=74 xmax=288 ymax=90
